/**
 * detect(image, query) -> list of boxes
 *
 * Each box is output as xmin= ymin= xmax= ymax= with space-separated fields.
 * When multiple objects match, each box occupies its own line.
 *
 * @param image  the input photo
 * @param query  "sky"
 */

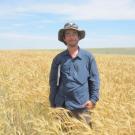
xmin=0 ymin=0 xmax=135 ymax=49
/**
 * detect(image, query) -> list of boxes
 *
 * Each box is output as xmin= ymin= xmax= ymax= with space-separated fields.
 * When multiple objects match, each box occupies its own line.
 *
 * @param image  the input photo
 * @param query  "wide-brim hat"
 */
xmin=58 ymin=22 xmax=85 ymax=44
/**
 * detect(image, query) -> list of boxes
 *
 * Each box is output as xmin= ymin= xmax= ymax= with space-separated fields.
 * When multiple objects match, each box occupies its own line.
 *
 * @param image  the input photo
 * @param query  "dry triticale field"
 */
xmin=0 ymin=50 xmax=135 ymax=135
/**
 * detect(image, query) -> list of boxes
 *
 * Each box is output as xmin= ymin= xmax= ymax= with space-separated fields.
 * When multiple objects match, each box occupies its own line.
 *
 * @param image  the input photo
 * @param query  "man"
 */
xmin=49 ymin=22 xmax=100 ymax=126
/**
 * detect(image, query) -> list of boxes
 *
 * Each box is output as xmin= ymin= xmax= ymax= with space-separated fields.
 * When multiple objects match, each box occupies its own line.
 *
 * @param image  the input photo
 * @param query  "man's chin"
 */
xmin=68 ymin=44 xmax=78 ymax=48
xmin=68 ymin=42 xmax=78 ymax=47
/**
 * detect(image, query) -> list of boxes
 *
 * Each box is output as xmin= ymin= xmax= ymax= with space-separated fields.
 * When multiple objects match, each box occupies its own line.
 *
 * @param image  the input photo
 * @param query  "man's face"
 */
xmin=63 ymin=29 xmax=80 ymax=47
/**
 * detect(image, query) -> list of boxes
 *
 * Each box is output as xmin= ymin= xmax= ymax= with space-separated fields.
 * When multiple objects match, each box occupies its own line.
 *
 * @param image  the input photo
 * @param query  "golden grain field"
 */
xmin=0 ymin=50 xmax=135 ymax=135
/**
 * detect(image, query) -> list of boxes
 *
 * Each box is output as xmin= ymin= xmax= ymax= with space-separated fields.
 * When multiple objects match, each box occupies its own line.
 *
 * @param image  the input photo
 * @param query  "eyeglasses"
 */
xmin=64 ymin=23 xmax=78 ymax=29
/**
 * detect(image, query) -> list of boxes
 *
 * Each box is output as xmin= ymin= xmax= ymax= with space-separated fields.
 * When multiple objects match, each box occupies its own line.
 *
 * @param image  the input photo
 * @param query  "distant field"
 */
xmin=41 ymin=47 xmax=135 ymax=55
xmin=88 ymin=47 xmax=135 ymax=55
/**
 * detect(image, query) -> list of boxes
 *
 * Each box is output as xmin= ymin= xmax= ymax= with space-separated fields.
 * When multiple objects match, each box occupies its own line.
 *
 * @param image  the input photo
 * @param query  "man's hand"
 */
xmin=83 ymin=100 xmax=95 ymax=110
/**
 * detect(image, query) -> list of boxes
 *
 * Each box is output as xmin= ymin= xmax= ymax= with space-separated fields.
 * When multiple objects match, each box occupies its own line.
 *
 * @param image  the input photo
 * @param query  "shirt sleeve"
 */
xmin=88 ymin=56 xmax=100 ymax=104
xmin=49 ymin=56 xmax=59 ymax=107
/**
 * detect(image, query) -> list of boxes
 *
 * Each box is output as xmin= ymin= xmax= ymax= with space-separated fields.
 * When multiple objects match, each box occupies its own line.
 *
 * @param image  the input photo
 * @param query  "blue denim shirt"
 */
xmin=49 ymin=48 xmax=100 ymax=110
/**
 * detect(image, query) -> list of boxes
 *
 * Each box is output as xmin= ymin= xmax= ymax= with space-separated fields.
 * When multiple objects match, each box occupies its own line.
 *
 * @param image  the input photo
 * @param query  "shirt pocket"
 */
xmin=74 ymin=64 xmax=89 ymax=84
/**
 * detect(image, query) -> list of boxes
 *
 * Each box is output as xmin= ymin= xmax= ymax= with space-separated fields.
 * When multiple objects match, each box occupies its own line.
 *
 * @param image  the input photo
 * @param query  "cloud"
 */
xmin=0 ymin=0 xmax=135 ymax=20
xmin=0 ymin=32 xmax=55 ymax=40
xmin=0 ymin=32 xmax=134 ymax=49
xmin=0 ymin=32 xmax=59 ymax=49
xmin=82 ymin=34 xmax=135 ymax=48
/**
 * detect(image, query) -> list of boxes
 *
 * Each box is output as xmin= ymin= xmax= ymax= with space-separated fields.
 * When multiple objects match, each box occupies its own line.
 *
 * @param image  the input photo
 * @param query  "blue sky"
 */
xmin=0 ymin=0 xmax=135 ymax=49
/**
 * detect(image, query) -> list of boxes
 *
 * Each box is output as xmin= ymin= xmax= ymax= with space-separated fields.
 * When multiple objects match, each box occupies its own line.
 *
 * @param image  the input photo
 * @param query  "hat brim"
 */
xmin=58 ymin=28 xmax=85 ymax=45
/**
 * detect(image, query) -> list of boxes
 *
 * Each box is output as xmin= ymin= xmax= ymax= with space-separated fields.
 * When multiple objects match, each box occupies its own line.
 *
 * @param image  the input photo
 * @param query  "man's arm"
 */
xmin=88 ymin=56 xmax=100 ymax=105
xmin=49 ymin=57 xmax=59 ymax=107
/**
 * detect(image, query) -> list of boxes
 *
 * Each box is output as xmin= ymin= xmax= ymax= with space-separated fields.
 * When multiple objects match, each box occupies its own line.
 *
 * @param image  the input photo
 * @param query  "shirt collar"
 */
xmin=64 ymin=47 xmax=83 ymax=60
xmin=77 ymin=48 xmax=83 ymax=59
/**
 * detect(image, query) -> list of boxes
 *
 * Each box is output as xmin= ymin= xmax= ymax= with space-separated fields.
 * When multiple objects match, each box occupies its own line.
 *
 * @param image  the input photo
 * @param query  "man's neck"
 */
xmin=68 ymin=45 xmax=79 ymax=59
